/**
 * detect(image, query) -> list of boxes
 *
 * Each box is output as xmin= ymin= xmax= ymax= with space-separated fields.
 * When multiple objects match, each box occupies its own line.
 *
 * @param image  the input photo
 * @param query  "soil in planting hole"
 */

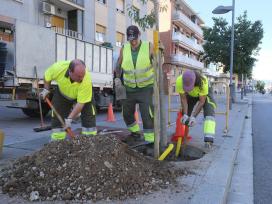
xmin=134 ymin=144 xmax=205 ymax=161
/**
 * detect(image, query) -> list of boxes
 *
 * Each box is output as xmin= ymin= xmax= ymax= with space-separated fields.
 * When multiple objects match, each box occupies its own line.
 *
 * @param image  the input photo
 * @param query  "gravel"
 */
xmin=0 ymin=135 xmax=186 ymax=202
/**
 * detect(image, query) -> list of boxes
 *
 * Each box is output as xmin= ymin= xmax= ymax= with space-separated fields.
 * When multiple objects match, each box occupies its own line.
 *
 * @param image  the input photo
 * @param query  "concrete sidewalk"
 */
xmin=0 ymin=94 xmax=252 ymax=203
xmin=108 ymin=95 xmax=251 ymax=204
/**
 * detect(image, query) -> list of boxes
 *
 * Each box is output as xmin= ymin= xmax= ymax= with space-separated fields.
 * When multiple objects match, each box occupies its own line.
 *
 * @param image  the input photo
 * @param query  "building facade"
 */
xmin=159 ymin=0 xmax=205 ymax=93
xmin=0 ymin=0 xmax=153 ymax=50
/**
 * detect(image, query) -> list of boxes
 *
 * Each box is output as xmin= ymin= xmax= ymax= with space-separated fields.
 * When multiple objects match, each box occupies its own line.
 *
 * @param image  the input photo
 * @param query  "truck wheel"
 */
xmin=21 ymin=106 xmax=50 ymax=118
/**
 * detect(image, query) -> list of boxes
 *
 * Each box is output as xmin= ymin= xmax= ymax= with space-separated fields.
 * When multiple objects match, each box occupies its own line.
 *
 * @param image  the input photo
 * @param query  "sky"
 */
xmin=185 ymin=0 xmax=272 ymax=80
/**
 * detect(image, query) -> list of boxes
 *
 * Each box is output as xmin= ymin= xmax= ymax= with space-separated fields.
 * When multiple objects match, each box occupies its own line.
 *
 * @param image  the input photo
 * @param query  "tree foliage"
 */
xmin=127 ymin=0 xmax=168 ymax=31
xmin=203 ymin=11 xmax=263 ymax=79
xmin=255 ymin=80 xmax=265 ymax=93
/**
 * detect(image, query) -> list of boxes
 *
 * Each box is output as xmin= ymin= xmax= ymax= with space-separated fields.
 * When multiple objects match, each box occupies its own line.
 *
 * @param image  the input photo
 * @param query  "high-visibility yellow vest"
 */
xmin=45 ymin=61 xmax=92 ymax=104
xmin=121 ymin=41 xmax=154 ymax=88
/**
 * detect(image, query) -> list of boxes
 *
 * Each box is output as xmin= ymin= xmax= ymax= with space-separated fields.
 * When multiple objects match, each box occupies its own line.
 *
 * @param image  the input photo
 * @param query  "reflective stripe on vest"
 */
xmin=121 ymin=41 xmax=154 ymax=88
xmin=122 ymin=65 xmax=153 ymax=74
xmin=123 ymin=73 xmax=154 ymax=84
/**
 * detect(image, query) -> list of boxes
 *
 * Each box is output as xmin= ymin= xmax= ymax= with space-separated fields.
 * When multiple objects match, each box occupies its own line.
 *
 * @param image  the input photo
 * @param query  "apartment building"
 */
xmin=95 ymin=0 xmax=154 ymax=47
xmin=159 ymin=0 xmax=205 ymax=92
xmin=0 ymin=0 xmax=153 ymax=50
xmin=203 ymin=63 xmax=230 ymax=95
xmin=0 ymin=0 xmax=85 ymax=41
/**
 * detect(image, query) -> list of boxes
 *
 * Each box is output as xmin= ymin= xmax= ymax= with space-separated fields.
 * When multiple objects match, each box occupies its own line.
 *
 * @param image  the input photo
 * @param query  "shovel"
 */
xmin=115 ymin=80 xmax=127 ymax=101
xmin=45 ymin=97 xmax=76 ymax=139
xmin=33 ymin=66 xmax=51 ymax=132
xmin=130 ymin=141 xmax=152 ymax=149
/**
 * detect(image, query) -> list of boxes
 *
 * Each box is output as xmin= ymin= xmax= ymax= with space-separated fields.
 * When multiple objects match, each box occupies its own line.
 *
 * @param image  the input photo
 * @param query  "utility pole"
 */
xmin=229 ymin=0 xmax=236 ymax=108
xmin=241 ymin=74 xmax=244 ymax=99
xmin=212 ymin=0 xmax=236 ymax=109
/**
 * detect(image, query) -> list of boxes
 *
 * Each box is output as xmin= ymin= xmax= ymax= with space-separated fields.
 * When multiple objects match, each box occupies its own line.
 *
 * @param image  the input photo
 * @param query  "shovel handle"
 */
xmin=66 ymin=127 xmax=76 ymax=138
xmin=45 ymin=97 xmax=76 ymax=139
xmin=34 ymin=66 xmax=45 ymax=127
xmin=184 ymin=125 xmax=189 ymax=137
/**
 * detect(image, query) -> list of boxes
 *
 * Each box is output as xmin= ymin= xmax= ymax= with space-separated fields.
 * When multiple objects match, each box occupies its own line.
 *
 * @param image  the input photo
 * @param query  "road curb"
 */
xmin=189 ymin=97 xmax=252 ymax=204
xmin=227 ymin=98 xmax=253 ymax=203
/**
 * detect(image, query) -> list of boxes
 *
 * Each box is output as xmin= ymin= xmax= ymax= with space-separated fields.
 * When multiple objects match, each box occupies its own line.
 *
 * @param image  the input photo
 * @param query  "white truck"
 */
xmin=0 ymin=20 xmax=117 ymax=117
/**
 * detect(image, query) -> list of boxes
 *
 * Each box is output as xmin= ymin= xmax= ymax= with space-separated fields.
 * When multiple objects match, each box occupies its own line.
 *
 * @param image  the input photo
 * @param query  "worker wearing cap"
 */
xmin=115 ymin=25 xmax=154 ymax=143
xmin=39 ymin=60 xmax=97 ymax=141
xmin=176 ymin=70 xmax=216 ymax=143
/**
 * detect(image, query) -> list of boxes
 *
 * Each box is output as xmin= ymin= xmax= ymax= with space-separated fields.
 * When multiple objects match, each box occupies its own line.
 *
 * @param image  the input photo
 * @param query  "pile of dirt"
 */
xmin=0 ymin=135 xmax=186 ymax=202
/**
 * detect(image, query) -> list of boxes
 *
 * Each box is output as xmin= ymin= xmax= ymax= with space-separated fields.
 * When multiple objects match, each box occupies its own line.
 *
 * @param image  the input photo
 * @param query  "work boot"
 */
xmin=131 ymin=132 xmax=142 ymax=140
xmin=122 ymin=132 xmax=143 ymax=144
xmin=204 ymin=134 xmax=214 ymax=143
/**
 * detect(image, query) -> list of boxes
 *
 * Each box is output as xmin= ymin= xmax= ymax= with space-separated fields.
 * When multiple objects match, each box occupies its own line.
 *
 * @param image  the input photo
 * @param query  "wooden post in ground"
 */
xmin=153 ymin=0 xmax=160 ymax=159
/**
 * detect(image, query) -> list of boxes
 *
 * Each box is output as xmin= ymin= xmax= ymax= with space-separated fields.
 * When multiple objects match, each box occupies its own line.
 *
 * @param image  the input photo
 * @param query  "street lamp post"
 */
xmin=212 ymin=0 xmax=236 ymax=109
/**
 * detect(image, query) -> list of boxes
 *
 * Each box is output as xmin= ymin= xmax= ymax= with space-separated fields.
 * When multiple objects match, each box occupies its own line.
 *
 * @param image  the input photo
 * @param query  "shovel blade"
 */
xmin=115 ymin=85 xmax=127 ymax=101
xmin=33 ymin=125 xmax=52 ymax=132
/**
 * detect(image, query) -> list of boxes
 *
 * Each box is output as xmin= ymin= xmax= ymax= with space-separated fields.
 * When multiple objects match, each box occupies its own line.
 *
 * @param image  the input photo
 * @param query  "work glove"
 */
xmin=39 ymin=88 xmax=50 ymax=100
xmin=64 ymin=118 xmax=72 ymax=130
xmin=188 ymin=116 xmax=196 ymax=127
xmin=181 ymin=114 xmax=189 ymax=125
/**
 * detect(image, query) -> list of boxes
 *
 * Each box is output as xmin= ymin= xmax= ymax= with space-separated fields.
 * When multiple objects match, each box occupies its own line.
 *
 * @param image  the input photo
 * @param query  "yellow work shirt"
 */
xmin=176 ymin=75 xmax=209 ymax=97
xmin=45 ymin=61 xmax=92 ymax=104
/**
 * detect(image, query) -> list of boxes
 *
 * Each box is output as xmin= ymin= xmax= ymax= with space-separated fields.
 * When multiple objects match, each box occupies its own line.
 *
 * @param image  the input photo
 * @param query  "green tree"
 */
xmin=202 ymin=11 xmax=263 ymax=79
xmin=127 ymin=0 xmax=168 ymax=31
xmin=255 ymin=80 xmax=265 ymax=93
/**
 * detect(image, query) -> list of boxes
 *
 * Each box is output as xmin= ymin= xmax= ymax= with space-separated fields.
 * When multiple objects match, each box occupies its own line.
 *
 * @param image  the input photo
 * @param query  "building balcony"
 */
xmin=55 ymin=0 xmax=84 ymax=10
xmin=202 ymin=68 xmax=219 ymax=77
xmin=51 ymin=27 xmax=83 ymax=40
xmin=171 ymin=53 xmax=204 ymax=70
xmin=172 ymin=32 xmax=204 ymax=52
xmin=67 ymin=0 xmax=83 ymax=5
xmin=172 ymin=11 xmax=203 ymax=37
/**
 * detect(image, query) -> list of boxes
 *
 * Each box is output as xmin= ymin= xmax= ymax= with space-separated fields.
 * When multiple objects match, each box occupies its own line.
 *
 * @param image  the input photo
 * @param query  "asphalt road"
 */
xmin=253 ymin=94 xmax=272 ymax=204
xmin=0 ymin=94 xmax=229 ymax=162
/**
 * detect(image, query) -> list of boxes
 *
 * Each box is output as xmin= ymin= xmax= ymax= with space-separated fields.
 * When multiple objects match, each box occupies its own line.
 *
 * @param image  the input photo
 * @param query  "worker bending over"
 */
xmin=40 ymin=60 xmax=97 ymax=141
xmin=176 ymin=70 xmax=216 ymax=143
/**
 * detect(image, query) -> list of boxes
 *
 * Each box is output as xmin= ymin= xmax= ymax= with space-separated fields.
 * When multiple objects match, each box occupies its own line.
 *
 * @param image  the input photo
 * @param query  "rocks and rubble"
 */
xmin=0 ymin=135 xmax=186 ymax=201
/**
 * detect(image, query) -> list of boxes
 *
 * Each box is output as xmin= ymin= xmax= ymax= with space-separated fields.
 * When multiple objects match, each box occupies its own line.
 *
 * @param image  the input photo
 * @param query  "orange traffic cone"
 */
xmin=184 ymin=125 xmax=192 ymax=142
xmin=171 ymin=111 xmax=185 ymax=142
xmin=134 ymin=105 xmax=142 ymax=124
xmin=106 ymin=103 xmax=116 ymax=122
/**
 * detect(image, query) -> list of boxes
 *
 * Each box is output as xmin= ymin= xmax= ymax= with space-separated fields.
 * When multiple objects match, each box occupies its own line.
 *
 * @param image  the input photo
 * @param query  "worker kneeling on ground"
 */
xmin=115 ymin=25 xmax=154 ymax=143
xmin=176 ymin=70 xmax=216 ymax=143
xmin=40 ymin=60 xmax=97 ymax=141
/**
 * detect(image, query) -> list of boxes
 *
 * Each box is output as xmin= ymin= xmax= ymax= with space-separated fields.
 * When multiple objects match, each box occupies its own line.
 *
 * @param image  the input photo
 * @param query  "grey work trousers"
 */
xmin=51 ymin=88 xmax=96 ymax=129
xmin=122 ymin=87 xmax=154 ymax=131
xmin=186 ymin=88 xmax=216 ymax=117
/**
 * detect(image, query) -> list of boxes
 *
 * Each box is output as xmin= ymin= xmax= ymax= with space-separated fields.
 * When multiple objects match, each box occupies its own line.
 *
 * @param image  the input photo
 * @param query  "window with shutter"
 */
xmin=116 ymin=32 xmax=124 ymax=47
xmin=96 ymin=24 xmax=106 ymax=42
